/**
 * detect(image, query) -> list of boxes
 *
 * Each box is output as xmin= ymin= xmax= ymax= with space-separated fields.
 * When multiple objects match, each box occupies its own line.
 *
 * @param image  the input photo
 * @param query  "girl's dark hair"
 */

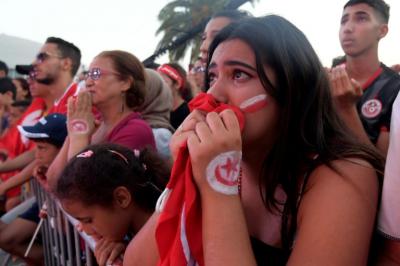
xmin=55 ymin=143 xmax=170 ymax=212
xmin=207 ymin=15 xmax=384 ymax=253
xmin=165 ymin=62 xmax=192 ymax=101
xmin=97 ymin=50 xmax=146 ymax=109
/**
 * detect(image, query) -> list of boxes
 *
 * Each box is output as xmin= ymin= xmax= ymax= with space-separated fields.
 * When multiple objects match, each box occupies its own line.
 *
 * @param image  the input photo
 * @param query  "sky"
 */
xmin=1 ymin=0 xmax=399 ymax=69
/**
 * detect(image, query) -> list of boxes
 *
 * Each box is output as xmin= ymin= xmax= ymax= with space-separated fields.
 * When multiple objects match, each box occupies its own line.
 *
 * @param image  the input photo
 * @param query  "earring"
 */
xmin=121 ymin=91 xmax=125 ymax=113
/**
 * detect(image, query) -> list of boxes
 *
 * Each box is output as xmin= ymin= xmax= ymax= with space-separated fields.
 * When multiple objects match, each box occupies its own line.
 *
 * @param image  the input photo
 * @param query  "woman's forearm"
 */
xmin=201 ymin=191 xmax=256 ymax=266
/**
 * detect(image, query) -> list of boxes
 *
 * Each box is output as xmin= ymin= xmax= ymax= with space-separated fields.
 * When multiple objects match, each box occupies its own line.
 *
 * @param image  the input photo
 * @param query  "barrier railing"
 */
xmin=30 ymin=179 xmax=97 ymax=266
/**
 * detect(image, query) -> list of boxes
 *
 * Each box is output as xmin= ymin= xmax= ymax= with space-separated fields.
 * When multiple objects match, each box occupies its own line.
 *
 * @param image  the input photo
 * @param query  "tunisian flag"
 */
xmin=155 ymin=93 xmax=245 ymax=266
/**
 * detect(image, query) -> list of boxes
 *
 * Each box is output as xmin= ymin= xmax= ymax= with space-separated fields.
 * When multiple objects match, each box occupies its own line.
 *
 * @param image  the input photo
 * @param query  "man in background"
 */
xmin=330 ymin=0 xmax=400 ymax=155
xmin=0 ymin=61 xmax=8 ymax=78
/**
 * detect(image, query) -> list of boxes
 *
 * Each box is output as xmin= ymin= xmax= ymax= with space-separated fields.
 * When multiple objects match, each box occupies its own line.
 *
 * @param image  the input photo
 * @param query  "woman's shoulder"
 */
xmin=291 ymin=158 xmax=380 ymax=264
xmin=108 ymin=112 xmax=156 ymax=150
xmin=305 ymin=158 xmax=378 ymax=194
xmin=298 ymin=157 xmax=379 ymax=222
xmin=119 ymin=112 xmax=153 ymax=130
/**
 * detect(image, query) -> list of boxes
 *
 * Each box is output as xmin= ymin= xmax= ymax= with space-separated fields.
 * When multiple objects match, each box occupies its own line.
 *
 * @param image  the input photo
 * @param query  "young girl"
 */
xmin=54 ymin=143 xmax=169 ymax=266
xmin=126 ymin=15 xmax=384 ymax=265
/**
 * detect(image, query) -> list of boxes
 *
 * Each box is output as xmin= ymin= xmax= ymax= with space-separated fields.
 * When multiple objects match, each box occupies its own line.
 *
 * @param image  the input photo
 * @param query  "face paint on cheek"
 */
xmin=239 ymin=94 xmax=268 ymax=113
xmin=206 ymin=151 xmax=242 ymax=195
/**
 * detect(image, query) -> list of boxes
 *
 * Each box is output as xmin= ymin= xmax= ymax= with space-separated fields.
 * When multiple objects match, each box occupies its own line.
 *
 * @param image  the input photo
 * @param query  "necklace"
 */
xmin=238 ymin=167 xmax=243 ymax=197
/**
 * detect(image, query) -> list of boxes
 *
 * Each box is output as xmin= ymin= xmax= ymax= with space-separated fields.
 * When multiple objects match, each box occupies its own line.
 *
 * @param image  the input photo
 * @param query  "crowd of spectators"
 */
xmin=0 ymin=0 xmax=399 ymax=265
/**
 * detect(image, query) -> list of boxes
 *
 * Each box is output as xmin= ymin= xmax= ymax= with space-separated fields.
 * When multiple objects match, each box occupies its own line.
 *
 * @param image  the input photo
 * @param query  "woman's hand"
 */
xmin=67 ymin=91 xmax=95 ymax=139
xmin=169 ymin=109 xmax=206 ymax=161
xmin=94 ymin=238 xmax=125 ymax=266
xmin=187 ymin=110 xmax=242 ymax=195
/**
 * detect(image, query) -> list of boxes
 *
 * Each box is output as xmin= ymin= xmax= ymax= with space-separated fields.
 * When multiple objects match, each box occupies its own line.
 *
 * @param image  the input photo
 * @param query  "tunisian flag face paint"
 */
xmin=239 ymin=94 xmax=268 ymax=113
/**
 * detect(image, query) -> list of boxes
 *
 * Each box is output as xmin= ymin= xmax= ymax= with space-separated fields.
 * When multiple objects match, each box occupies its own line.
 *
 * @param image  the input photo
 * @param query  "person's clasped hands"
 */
xmin=67 ymin=91 xmax=96 ymax=138
xmin=329 ymin=65 xmax=363 ymax=110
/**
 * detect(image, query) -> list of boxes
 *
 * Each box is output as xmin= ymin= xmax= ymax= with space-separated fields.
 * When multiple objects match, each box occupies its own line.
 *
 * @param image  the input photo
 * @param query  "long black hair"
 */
xmin=207 ymin=15 xmax=384 ymax=252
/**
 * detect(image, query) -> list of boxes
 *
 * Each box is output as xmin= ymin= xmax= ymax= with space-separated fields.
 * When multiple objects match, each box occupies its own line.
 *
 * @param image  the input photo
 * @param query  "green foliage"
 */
xmin=156 ymin=0 xmax=242 ymax=62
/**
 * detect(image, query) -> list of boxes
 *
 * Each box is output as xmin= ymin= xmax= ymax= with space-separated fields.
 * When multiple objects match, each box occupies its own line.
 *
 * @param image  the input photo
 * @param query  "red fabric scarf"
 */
xmin=155 ymin=93 xmax=245 ymax=266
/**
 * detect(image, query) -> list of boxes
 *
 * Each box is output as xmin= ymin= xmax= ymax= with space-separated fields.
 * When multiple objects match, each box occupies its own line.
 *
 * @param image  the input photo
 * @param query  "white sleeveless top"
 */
xmin=378 ymin=92 xmax=400 ymax=240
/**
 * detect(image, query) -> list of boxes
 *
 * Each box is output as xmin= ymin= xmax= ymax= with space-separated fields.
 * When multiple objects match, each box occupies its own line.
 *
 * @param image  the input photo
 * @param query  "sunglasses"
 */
xmin=191 ymin=66 xmax=206 ymax=74
xmin=85 ymin=68 xmax=119 ymax=81
xmin=36 ymin=52 xmax=63 ymax=63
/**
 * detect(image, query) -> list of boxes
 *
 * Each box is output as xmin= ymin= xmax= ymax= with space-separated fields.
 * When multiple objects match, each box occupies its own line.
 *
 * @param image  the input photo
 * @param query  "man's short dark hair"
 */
xmin=344 ymin=0 xmax=390 ymax=23
xmin=0 ymin=61 xmax=8 ymax=76
xmin=46 ymin=37 xmax=81 ymax=76
xmin=212 ymin=9 xmax=252 ymax=21
xmin=0 ymin=77 xmax=16 ymax=100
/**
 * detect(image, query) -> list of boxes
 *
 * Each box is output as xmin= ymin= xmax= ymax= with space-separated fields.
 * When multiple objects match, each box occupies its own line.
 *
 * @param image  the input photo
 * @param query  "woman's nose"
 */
xmin=207 ymin=78 xmax=228 ymax=104
xmin=85 ymin=78 xmax=94 ymax=87
xmin=78 ymin=223 xmax=95 ymax=235
xmin=199 ymin=40 xmax=209 ymax=63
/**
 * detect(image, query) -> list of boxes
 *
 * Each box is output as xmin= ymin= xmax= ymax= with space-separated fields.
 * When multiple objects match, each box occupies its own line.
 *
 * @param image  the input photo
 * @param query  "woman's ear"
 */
xmin=121 ymin=76 xmax=134 ymax=93
xmin=113 ymin=186 xmax=132 ymax=208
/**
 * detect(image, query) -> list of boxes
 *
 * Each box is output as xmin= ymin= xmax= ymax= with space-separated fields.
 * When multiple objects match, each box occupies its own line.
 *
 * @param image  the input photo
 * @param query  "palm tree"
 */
xmin=154 ymin=0 xmax=255 ymax=63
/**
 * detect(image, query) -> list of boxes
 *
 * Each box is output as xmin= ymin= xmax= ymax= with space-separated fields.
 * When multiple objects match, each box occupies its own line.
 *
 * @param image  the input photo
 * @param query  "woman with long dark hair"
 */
xmin=126 ymin=15 xmax=383 ymax=265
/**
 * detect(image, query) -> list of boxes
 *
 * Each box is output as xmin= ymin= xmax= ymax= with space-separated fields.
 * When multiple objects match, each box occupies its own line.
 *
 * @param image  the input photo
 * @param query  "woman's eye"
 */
xmin=233 ymin=70 xmax=250 ymax=80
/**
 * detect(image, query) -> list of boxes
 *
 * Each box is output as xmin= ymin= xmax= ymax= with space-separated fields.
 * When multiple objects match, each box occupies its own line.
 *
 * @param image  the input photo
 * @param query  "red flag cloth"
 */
xmin=155 ymin=93 xmax=245 ymax=266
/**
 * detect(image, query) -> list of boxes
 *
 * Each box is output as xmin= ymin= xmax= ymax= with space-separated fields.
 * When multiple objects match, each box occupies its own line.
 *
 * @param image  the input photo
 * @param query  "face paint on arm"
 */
xmin=239 ymin=94 xmax=268 ymax=113
xmin=70 ymin=119 xmax=89 ymax=134
xmin=206 ymin=151 xmax=242 ymax=195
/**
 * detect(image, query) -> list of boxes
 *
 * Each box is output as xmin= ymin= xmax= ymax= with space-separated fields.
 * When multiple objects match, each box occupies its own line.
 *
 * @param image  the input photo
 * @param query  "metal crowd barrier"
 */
xmin=30 ymin=179 xmax=97 ymax=266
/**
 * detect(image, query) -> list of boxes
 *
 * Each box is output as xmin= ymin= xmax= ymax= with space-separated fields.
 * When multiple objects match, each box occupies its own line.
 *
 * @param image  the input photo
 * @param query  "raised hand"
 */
xmin=67 ymin=91 xmax=95 ymax=138
xmin=169 ymin=109 xmax=207 ymax=161
xmin=33 ymin=164 xmax=49 ymax=191
xmin=329 ymin=66 xmax=363 ymax=110
xmin=391 ymin=64 xmax=400 ymax=73
xmin=187 ymin=110 xmax=242 ymax=195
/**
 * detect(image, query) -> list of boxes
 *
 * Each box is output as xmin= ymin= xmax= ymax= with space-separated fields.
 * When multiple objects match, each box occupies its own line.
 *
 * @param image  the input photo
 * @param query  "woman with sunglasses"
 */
xmin=125 ymin=15 xmax=384 ymax=265
xmin=47 ymin=50 xmax=156 ymax=189
xmin=187 ymin=58 xmax=206 ymax=97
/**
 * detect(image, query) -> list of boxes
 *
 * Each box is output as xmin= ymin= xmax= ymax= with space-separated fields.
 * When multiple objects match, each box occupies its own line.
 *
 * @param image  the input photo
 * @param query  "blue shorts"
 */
xmin=19 ymin=201 xmax=40 ymax=224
